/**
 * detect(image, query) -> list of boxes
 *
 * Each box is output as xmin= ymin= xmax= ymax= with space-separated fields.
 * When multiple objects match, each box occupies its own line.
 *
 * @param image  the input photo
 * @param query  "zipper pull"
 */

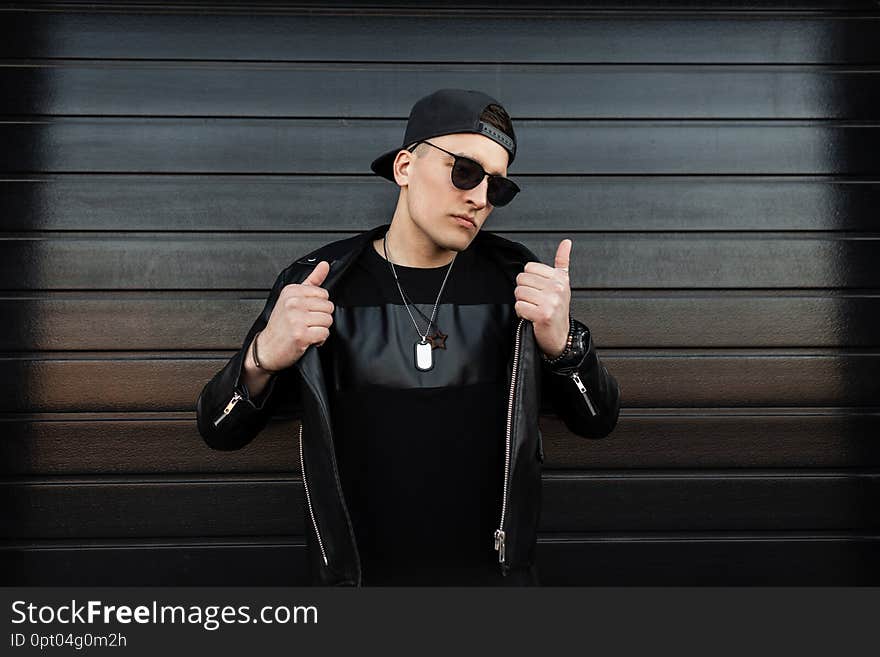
xmin=213 ymin=390 xmax=244 ymax=427
xmin=494 ymin=529 xmax=506 ymax=564
xmin=570 ymin=372 xmax=598 ymax=417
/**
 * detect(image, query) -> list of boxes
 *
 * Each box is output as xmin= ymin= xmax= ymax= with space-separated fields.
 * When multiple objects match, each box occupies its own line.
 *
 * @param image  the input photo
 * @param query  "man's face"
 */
xmin=393 ymin=132 xmax=510 ymax=252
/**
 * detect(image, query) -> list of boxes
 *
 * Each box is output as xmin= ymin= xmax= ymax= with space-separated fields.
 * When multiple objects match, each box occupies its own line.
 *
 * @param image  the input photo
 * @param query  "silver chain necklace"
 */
xmin=383 ymin=232 xmax=456 ymax=371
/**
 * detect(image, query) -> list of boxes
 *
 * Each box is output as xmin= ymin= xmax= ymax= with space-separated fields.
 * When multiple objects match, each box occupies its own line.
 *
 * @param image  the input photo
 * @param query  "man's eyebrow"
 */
xmin=453 ymin=151 xmax=506 ymax=177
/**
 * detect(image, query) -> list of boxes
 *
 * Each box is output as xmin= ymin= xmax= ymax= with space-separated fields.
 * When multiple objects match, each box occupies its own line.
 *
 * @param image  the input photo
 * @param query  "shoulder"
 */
xmin=293 ymin=232 xmax=365 ymax=267
xmin=474 ymin=229 xmax=540 ymax=268
xmin=276 ymin=231 xmax=370 ymax=286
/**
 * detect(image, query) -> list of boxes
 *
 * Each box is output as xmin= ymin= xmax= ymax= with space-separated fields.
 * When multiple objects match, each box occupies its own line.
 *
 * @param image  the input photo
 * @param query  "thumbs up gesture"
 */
xmin=256 ymin=261 xmax=336 ymax=371
xmin=513 ymin=239 xmax=572 ymax=359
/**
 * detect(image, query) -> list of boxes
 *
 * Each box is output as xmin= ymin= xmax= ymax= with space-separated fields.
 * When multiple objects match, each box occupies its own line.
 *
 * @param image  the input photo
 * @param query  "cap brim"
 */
xmin=370 ymin=147 xmax=402 ymax=183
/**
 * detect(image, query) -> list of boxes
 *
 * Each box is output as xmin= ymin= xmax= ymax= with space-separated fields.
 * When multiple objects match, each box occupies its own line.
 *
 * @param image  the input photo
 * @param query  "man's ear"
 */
xmin=393 ymin=150 xmax=413 ymax=187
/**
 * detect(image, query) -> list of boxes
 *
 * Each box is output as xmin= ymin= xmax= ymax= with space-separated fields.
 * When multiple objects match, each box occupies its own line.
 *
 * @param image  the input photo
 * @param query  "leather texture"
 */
xmin=196 ymin=223 xmax=622 ymax=586
xmin=328 ymin=302 xmax=514 ymax=391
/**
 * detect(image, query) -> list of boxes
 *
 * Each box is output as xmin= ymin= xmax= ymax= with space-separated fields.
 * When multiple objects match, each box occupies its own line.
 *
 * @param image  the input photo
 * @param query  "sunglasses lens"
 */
xmin=451 ymin=158 xmax=484 ymax=190
xmin=448 ymin=153 xmax=519 ymax=206
xmin=487 ymin=178 xmax=519 ymax=207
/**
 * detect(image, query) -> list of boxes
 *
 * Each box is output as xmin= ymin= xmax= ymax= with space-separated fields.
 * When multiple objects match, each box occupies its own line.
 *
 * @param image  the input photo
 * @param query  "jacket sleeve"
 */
xmin=539 ymin=315 xmax=621 ymax=439
xmin=196 ymin=265 xmax=304 ymax=451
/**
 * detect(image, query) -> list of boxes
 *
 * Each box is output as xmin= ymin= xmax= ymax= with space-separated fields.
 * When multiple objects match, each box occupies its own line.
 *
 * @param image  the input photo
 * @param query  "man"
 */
xmin=196 ymin=88 xmax=621 ymax=586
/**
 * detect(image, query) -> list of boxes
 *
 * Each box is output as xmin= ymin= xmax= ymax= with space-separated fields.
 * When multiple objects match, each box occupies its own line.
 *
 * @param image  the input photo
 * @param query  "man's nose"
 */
xmin=462 ymin=176 xmax=490 ymax=208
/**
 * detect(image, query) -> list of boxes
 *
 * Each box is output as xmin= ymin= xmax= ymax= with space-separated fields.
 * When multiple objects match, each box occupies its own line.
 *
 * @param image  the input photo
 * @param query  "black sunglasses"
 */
xmin=407 ymin=139 xmax=520 ymax=207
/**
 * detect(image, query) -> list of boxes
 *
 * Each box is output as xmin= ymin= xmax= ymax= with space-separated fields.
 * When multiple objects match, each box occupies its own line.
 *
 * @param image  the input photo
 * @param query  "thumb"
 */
xmin=554 ymin=239 xmax=572 ymax=272
xmin=302 ymin=260 xmax=330 ymax=287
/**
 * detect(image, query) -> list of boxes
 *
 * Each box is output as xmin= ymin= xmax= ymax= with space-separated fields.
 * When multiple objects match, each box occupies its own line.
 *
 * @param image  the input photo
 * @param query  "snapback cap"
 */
xmin=370 ymin=88 xmax=516 ymax=183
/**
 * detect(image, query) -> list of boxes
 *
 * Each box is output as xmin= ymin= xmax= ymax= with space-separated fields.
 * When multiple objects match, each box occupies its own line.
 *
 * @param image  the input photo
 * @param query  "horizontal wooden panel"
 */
xmin=539 ymin=471 xmax=880 ymax=532
xmin=3 ymin=11 xmax=879 ymax=63
xmin=540 ymin=410 xmax=880 ymax=470
xmin=5 ymin=63 xmax=880 ymax=119
xmin=2 ymin=410 xmax=879 ymax=476
xmin=2 ymin=292 xmax=879 ymax=350
xmin=2 ymin=233 xmax=879 ymax=290
xmin=0 ymin=415 xmax=306 ymax=476
xmin=0 ymin=537 xmax=311 ymax=586
xmin=3 ymin=176 xmax=880 ymax=232
xmin=536 ymin=532 xmax=880 ymax=585
xmin=3 ymin=532 xmax=878 ymax=585
xmin=2 ymin=352 xmax=878 ymax=412
xmin=3 ymin=472 xmax=878 ymax=538
xmin=4 ymin=120 xmax=880 ymax=175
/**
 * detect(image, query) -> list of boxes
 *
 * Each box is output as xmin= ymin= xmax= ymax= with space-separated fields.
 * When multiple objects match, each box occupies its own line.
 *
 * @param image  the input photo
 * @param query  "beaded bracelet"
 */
xmin=540 ymin=316 xmax=575 ymax=365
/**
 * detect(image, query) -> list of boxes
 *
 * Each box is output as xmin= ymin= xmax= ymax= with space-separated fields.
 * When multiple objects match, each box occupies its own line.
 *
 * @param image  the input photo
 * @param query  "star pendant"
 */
xmin=428 ymin=329 xmax=448 ymax=350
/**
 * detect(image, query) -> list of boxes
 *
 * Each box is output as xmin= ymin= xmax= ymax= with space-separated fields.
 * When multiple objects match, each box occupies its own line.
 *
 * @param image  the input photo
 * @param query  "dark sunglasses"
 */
xmin=407 ymin=139 xmax=520 ymax=207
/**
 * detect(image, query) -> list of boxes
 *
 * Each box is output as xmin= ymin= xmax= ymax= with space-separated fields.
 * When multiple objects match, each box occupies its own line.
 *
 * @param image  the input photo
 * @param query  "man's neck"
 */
xmin=372 ymin=218 xmax=457 ymax=269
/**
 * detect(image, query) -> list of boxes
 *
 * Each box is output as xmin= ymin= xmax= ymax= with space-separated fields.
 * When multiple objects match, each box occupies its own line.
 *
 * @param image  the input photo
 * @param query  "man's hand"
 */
xmin=513 ymin=239 xmax=572 ymax=358
xmin=257 ymin=261 xmax=335 ymax=371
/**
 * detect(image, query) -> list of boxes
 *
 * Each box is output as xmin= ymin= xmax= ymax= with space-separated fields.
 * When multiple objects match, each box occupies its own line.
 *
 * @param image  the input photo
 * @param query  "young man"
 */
xmin=196 ymin=89 xmax=621 ymax=587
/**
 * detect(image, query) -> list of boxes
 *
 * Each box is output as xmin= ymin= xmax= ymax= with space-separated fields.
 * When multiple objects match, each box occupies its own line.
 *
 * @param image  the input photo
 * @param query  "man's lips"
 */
xmin=452 ymin=214 xmax=476 ymax=226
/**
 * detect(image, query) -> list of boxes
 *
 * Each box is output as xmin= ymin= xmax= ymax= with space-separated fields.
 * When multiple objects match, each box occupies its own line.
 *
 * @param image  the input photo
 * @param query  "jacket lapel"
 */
xmin=291 ymin=223 xmax=388 ymax=585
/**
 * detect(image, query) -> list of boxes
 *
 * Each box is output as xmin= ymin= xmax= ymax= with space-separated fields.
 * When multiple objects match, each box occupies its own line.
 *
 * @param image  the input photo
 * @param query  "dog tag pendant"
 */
xmin=415 ymin=338 xmax=433 ymax=371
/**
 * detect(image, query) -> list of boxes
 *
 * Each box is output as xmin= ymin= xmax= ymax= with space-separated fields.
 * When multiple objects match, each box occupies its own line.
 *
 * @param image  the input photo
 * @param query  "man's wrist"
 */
xmin=246 ymin=334 xmax=276 ymax=379
xmin=540 ymin=316 xmax=575 ymax=364
xmin=251 ymin=330 xmax=280 ymax=374
xmin=541 ymin=318 xmax=590 ymax=374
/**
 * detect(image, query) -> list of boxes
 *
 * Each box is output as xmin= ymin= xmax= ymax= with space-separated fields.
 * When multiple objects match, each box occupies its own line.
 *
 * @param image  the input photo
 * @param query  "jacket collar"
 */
xmin=291 ymin=221 xmax=537 ymax=387
xmin=294 ymin=222 xmax=536 ymax=295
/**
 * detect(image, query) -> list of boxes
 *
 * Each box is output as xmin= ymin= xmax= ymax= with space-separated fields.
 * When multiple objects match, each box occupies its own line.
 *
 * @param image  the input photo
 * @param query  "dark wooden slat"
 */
xmin=3 ymin=472 xmax=878 ymax=538
xmin=1 ymin=352 xmax=878 ymax=412
xmin=0 ymin=538 xmax=311 ymax=586
xmin=0 ymin=295 xmax=270 ymax=350
xmin=5 ymin=64 xmax=880 ymax=119
xmin=5 ymin=120 xmax=880 ymax=175
xmin=2 ymin=11 xmax=879 ymax=63
xmin=0 ymin=416 xmax=306 ymax=476
xmin=4 ymin=176 xmax=880 ymax=232
xmin=536 ymin=533 xmax=880 ymax=585
xmin=1 ymin=476 xmax=312 ymax=539
xmin=540 ymin=410 xmax=880 ymax=470
xmin=2 ymin=233 xmax=879 ymax=290
xmin=3 ymin=532 xmax=878 ymax=585
xmin=2 ymin=293 xmax=879 ymax=350
xmin=2 ymin=410 xmax=879 ymax=476
xmin=540 ymin=471 xmax=880 ymax=532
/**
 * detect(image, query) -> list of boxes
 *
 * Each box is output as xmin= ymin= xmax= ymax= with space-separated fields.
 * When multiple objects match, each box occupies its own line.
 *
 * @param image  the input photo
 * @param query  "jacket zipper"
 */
xmin=213 ymin=388 xmax=331 ymax=567
xmin=213 ymin=389 xmax=244 ymax=427
xmin=299 ymin=422 xmax=329 ymax=566
xmin=494 ymin=316 xmax=525 ymax=566
xmin=570 ymin=371 xmax=598 ymax=417
xmin=493 ymin=320 xmax=601 ymax=567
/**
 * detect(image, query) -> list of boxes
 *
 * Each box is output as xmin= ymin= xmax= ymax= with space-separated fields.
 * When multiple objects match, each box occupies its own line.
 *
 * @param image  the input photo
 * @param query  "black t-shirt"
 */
xmin=320 ymin=234 xmax=516 ymax=585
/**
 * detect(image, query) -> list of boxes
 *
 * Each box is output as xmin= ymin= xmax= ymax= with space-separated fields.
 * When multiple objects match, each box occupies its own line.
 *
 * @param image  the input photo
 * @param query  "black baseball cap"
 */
xmin=370 ymin=88 xmax=517 ymax=183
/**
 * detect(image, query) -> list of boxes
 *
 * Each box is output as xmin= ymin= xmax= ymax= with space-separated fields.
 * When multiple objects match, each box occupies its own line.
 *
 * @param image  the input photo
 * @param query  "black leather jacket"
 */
xmin=196 ymin=223 xmax=621 ymax=586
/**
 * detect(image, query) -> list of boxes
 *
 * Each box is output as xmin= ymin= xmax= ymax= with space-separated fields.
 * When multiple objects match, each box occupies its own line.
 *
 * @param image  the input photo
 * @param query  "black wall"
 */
xmin=2 ymin=1 xmax=878 ymax=585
